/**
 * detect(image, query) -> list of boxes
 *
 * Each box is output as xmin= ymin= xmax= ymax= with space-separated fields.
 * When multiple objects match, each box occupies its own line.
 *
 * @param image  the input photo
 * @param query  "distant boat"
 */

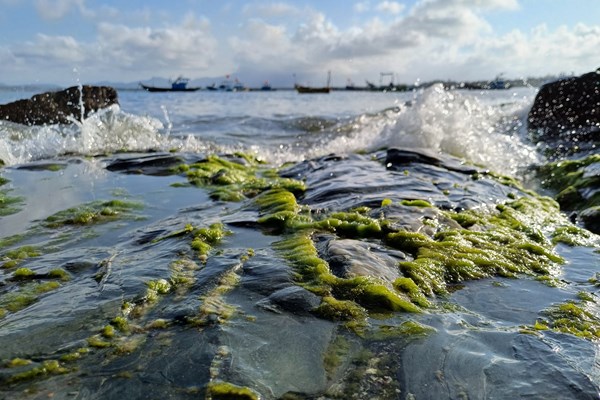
xmin=260 ymin=81 xmax=275 ymax=91
xmin=486 ymin=74 xmax=510 ymax=90
xmin=140 ymin=76 xmax=200 ymax=92
xmin=206 ymin=76 xmax=248 ymax=92
xmin=295 ymin=71 xmax=331 ymax=94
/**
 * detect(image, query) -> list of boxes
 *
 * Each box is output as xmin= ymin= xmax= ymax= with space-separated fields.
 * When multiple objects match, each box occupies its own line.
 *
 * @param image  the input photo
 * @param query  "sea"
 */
xmin=0 ymin=85 xmax=598 ymax=399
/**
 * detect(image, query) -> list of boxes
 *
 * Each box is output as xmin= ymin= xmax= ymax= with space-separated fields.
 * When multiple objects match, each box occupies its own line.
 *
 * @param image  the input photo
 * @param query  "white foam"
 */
xmin=368 ymin=84 xmax=541 ymax=176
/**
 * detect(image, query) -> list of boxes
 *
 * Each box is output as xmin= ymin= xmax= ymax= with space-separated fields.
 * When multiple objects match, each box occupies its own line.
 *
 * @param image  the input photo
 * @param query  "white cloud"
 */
xmin=3 ymin=0 xmax=599 ymax=86
xmin=376 ymin=1 xmax=405 ymax=15
xmin=34 ymin=0 xmax=93 ymax=20
xmin=354 ymin=1 xmax=370 ymax=13
xmin=243 ymin=2 xmax=302 ymax=18
xmin=5 ymin=13 xmax=219 ymax=83
xmin=13 ymin=34 xmax=85 ymax=63
xmin=94 ymin=16 xmax=217 ymax=73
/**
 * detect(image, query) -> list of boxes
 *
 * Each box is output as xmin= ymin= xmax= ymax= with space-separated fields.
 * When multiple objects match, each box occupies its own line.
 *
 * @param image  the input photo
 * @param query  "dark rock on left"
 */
xmin=0 ymin=85 xmax=118 ymax=125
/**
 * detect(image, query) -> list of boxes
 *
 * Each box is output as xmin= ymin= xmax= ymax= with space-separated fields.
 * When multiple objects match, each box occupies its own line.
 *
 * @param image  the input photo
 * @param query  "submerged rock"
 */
xmin=0 ymin=85 xmax=118 ymax=125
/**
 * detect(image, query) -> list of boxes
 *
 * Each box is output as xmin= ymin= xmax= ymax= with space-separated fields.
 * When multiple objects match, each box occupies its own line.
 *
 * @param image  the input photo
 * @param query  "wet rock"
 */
xmin=106 ymin=153 xmax=185 ymax=176
xmin=0 ymin=85 xmax=118 ymax=125
xmin=257 ymin=285 xmax=321 ymax=315
xmin=579 ymin=207 xmax=600 ymax=234
xmin=386 ymin=147 xmax=480 ymax=174
xmin=528 ymin=69 xmax=600 ymax=140
xmin=317 ymin=236 xmax=405 ymax=283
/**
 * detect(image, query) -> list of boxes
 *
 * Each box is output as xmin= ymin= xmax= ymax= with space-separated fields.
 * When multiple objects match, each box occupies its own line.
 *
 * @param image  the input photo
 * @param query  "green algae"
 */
xmin=12 ymin=267 xmax=35 ymax=280
xmin=367 ymin=320 xmax=436 ymax=341
xmin=173 ymin=154 xmax=305 ymax=203
xmin=43 ymin=199 xmax=144 ymax=228
xmin=0 ymin=177 xmax=24 ymax=217
xmin=311 ymin=211 xmax=384 ymax=238
xmin=206 ymin=381 xmax=259 ymax=400
xmin=551 ymin=224 xmax=597 ymax=247
xmin=275 ymin=232 xmax=420 ymax=330
xmin=323 ymin=335 xmax=352 ymax=379
xmin=0 ymin=281 xmax=60 ymax=315
xmin=196 ymin=268 xmax=241 ymax=325
xmin=7 ymin=360 xmax=69 ymax=384
xmin=1 ymin=245 xmax=41 ymax=268
xmin=386 ymin=197 xmax=566 ymax=297
xmin=541 ymin=300 xmax=600 ymax=340
xmin=400 ymin=199 xmax=433 ymax=207
xmin=537 ymin=155 xmax=600 ymax=211
xmin=393 ymin=277 xmax=430 ymax=308
xmin=190 ymin=223 xmax=230 ymax=258
xmin=316 ymin=296 xmax=367 ymax=324
xmin=6 ymin=358 xmax=32 ymax=368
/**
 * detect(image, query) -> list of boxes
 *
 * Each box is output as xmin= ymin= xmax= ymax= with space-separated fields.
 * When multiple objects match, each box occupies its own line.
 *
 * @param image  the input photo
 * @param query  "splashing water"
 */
xmin=0 ymin=85 xmax=542 ymax=177
xmin=376 ymin=84 xmax=542 ymax=176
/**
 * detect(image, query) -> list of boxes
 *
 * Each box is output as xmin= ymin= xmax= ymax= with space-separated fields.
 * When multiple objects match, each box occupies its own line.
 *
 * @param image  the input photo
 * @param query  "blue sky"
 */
xmin=0 ymin=0 xmax=599 ymax=86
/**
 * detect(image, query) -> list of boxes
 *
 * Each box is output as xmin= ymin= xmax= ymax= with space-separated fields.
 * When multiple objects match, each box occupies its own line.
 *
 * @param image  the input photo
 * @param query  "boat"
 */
xmin=206 ymin=76 xmax=248 ymax=92
xmin=260 ymin=81 xmax=275 ymax=91
xmin=140 ymin=76 xmax=200 ymax=92
xmin=486 ymin=74 xmax=510 ymax=90
xmin=295 ymin=71 xmax=331 ymax=94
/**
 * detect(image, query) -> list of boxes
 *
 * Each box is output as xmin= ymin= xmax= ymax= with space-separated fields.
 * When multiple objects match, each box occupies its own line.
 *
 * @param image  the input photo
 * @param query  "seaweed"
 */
xmin=43 ymin=199 xmax=144 ymax=228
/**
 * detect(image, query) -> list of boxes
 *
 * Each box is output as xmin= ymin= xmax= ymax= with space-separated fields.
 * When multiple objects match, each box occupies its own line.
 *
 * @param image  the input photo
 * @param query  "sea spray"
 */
xmin=379 ymin=84 xmax=542 ymax=176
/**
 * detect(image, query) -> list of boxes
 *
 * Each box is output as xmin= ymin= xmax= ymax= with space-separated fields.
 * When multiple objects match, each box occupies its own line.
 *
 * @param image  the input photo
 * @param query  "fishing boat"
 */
xmin=295 ymin=71 xmax=331 ymax=94
xmin=206 ymin=76 xmax=248 ymax=92
xmin=486 ymin=74 xmax=511 ymax=90
xmin=140 ymin=76 xmax=200 ymax=92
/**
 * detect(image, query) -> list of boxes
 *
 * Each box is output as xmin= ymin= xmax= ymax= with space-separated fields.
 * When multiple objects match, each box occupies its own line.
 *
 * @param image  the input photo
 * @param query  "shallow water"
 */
xmin=0 ymin=86 xmax=599 ymax=399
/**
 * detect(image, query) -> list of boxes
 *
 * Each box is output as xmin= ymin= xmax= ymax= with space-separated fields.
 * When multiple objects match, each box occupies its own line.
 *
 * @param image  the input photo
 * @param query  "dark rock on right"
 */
xmin=530 ymin=69 xmax=600 ymax=234
xmin=528 ymin=68 xmax=600 ymax=140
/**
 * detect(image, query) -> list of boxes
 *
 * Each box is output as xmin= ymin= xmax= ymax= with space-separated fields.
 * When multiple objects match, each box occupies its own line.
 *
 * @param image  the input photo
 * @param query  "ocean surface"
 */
xmin=0 ymin=86 xmax=598 ymax=399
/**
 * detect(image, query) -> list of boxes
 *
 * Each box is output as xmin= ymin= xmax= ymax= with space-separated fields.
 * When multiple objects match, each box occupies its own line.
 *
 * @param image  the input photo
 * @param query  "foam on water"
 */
xmin=243 ymin=85 xmax=542 ymax=176
xmin=0 ymin=105 xmax=232 ymax=166
xmin=373 ymin=84 xmax=542 ymax=176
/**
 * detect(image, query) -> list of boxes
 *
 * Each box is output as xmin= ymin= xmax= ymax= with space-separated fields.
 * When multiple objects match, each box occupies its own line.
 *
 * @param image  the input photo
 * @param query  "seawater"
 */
xmin=0 ymin=85 xmax=541 ymax=175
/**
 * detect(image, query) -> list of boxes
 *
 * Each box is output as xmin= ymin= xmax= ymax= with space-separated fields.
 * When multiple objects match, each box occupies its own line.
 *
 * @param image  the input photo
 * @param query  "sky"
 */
xmin=0 ymin=0 xmax=599 ymax=87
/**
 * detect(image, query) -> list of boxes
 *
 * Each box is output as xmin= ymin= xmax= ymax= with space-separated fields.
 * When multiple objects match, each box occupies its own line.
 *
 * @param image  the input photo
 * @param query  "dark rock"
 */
xmin=528 ymin=69 xmax=600 ymax=139
xmin=257 ymin=285 xmax=321 ymax=315
xmin=0 ymin=85 xmax=118 ymax=125
xmin=386 ymin=147 xmax=480 ymax=174
xmin=106 ymin=154 xmax=184 ymax=176
xmin=579 ymin=206 xmax=600 ymax=234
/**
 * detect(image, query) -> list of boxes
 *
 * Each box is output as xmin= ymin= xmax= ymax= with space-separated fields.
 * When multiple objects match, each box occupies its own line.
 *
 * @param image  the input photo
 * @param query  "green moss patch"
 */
xmin=173 ymin=154 xmax=305 ymax=202
xmin=1 ymin=245 xmax=41 ymax=269
xmin=537 ymin=154 xmax=600 ymax=211
xmin=275 ymin=232 xmax=420 ymax=330
xmin=206 ymin=381 xmax=259 ymax=400
xmin=43 ymin=199 xmax=144 ymax=228
xmin=0 ymin=281 xmax=61 ymax=315
xmin=539 ymin=300 xmax=600 ymax=340
xmin=0 ymin=177 xmax=24 ymax=217
xmin=387 ymin=196 xmax=565 ymax=297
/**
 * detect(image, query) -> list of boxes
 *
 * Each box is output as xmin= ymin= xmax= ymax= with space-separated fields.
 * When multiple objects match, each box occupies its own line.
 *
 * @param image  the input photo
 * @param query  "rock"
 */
xmin=579 ymin=206 xmax=600 ymax=234
xmin=257 ymin=285 xmax=321 ymax=315
xmin=528 ymin=69 xmax=600 ymax=139
xmin=0 ymin=85 xmax=118 ymax=125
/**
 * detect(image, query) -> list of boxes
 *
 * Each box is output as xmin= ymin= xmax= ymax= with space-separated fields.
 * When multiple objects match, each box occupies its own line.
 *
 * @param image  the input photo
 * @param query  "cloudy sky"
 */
xmin=0 ymin=0 xmax=599 ymax=87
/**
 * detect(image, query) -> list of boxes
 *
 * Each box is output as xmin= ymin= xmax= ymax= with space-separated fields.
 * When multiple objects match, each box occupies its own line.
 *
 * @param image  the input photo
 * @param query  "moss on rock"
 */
xmin=43 ymin=199 xmax=144 ymax=228
xmin=206 ymin=381 xmax=259 ymax=400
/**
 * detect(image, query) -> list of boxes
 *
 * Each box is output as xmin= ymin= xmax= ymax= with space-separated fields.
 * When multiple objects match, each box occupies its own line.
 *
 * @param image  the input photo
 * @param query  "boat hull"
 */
xmin=295 ymin=85 xmax=330 ymax=94
xmin=140 ymin=84 xmax=200 ymax=92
